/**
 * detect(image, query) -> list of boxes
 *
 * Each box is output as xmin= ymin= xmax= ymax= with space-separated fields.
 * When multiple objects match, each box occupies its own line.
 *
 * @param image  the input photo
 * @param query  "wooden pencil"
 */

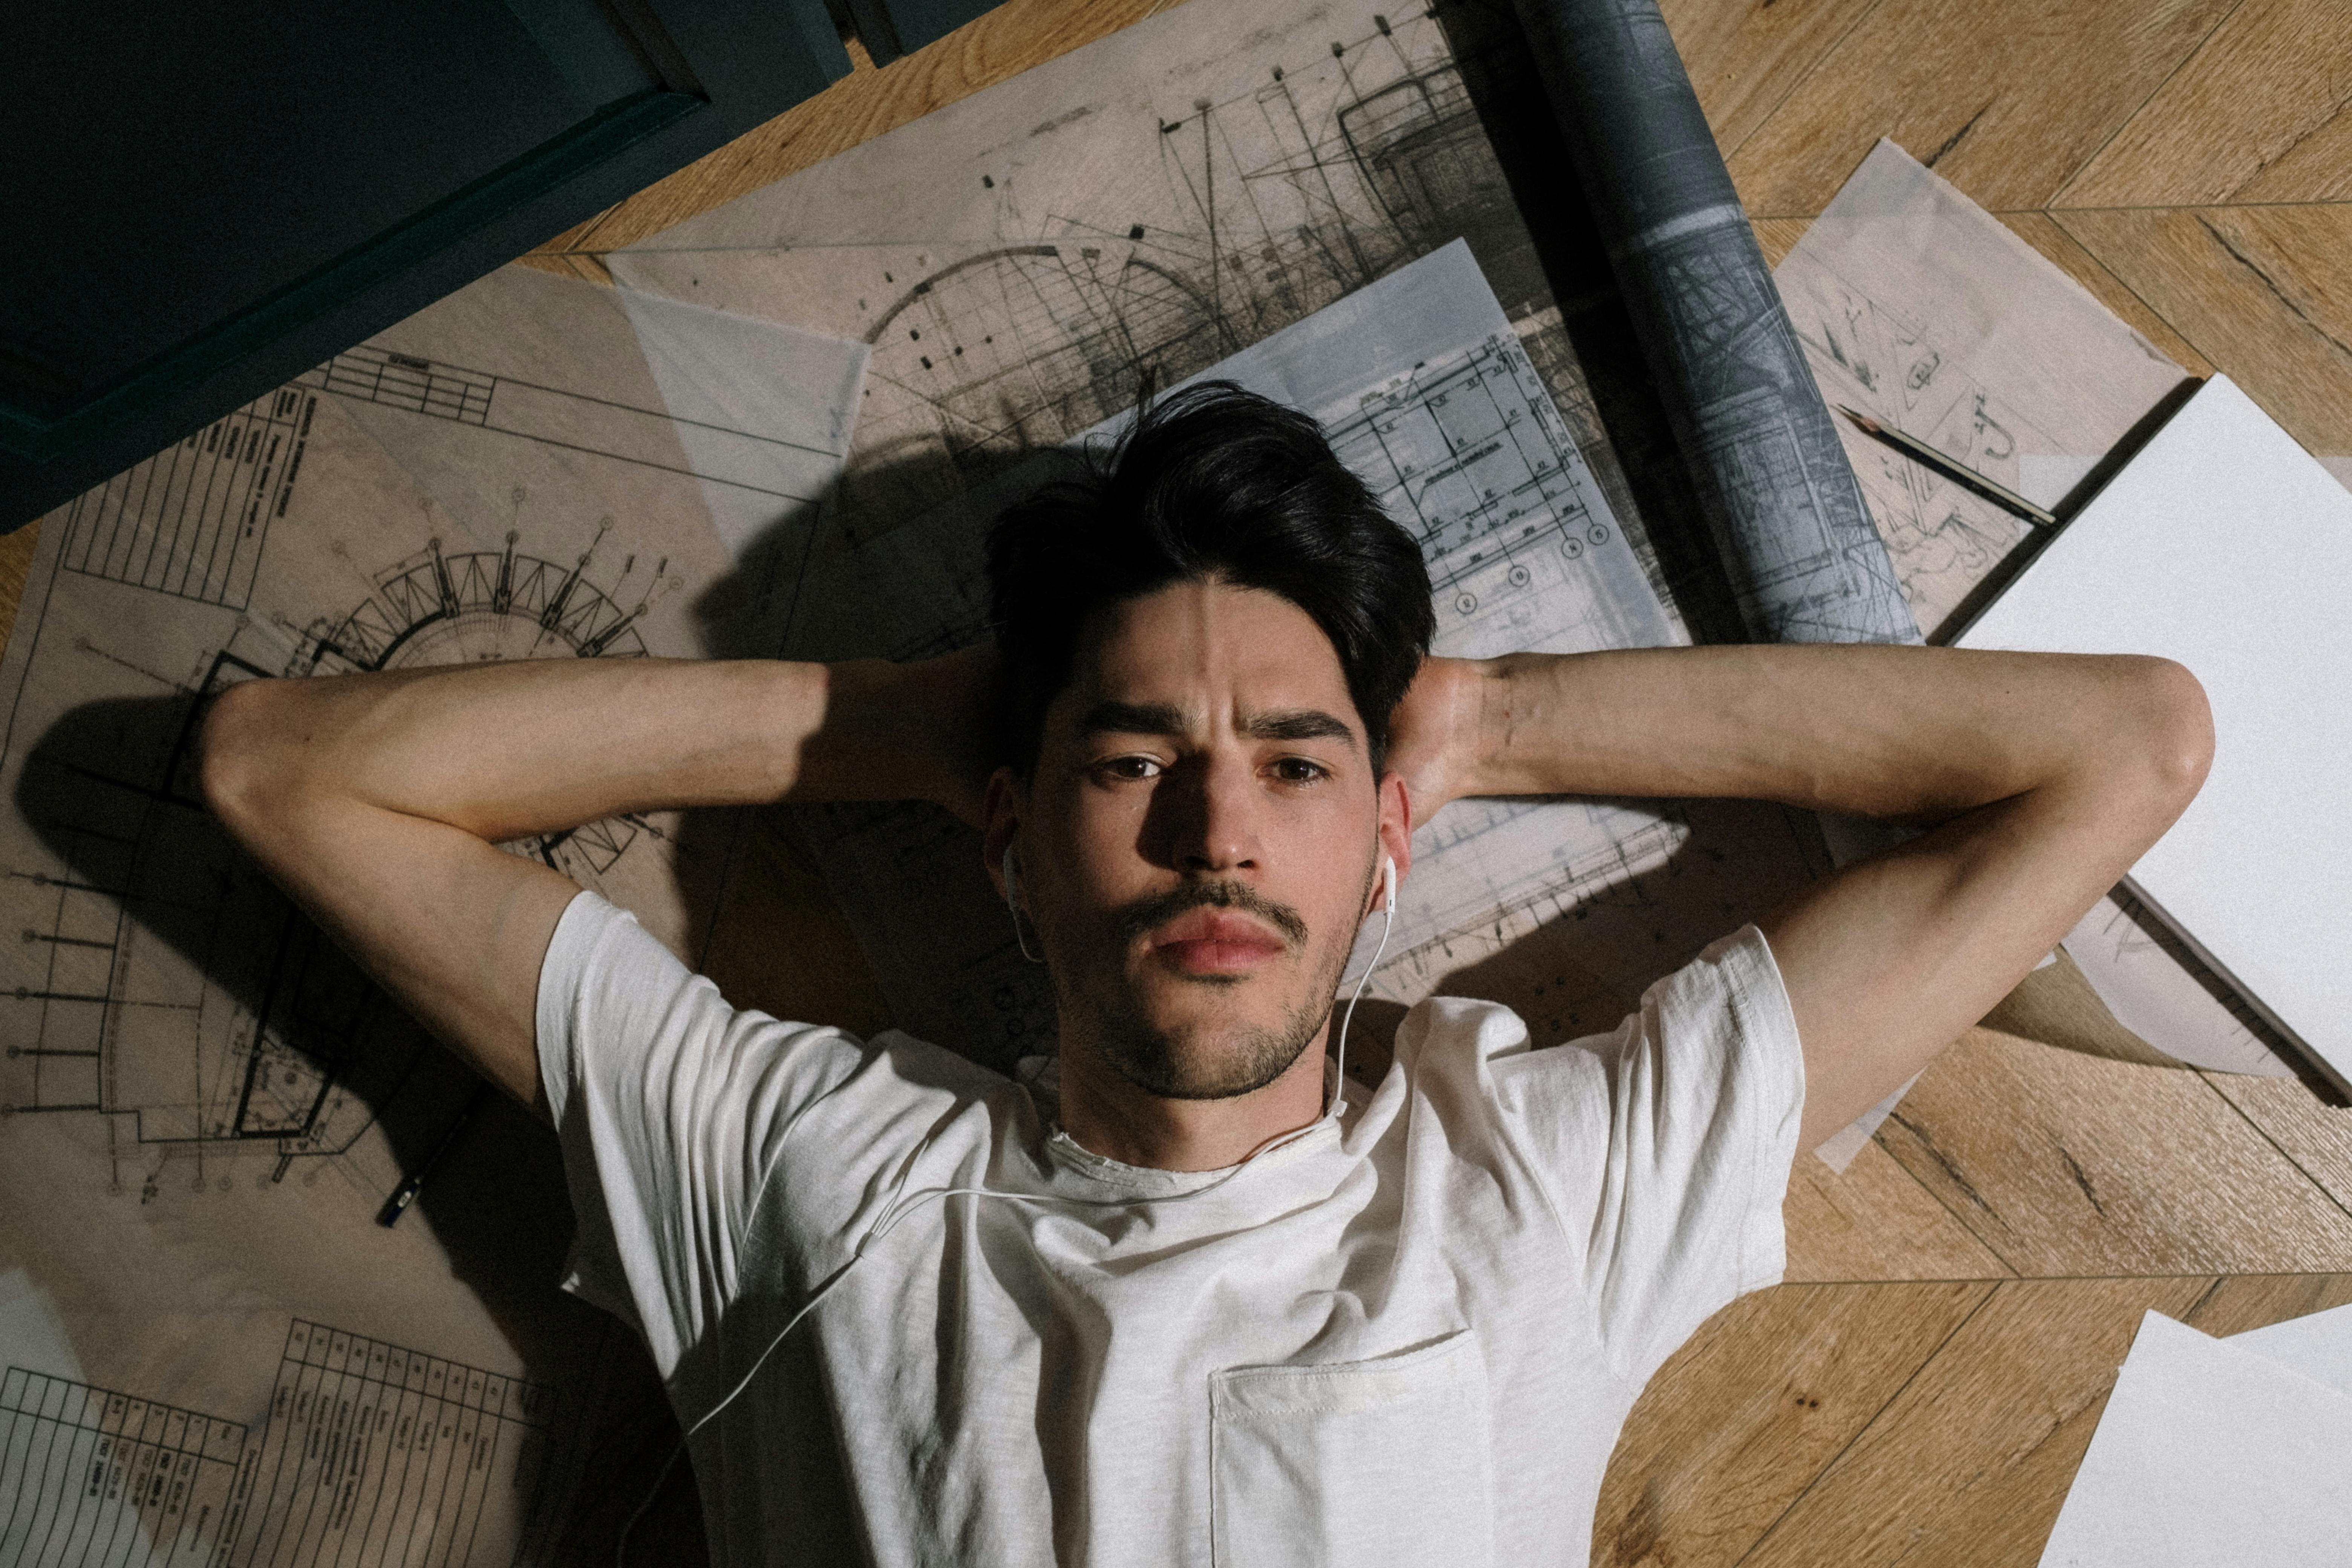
xmin=1835 ymin=405 xmax=2060 ymax=528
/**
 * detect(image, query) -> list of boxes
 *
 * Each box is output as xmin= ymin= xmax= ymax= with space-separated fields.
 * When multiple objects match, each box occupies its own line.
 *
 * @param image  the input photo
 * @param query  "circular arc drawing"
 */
xmin=294 ymin=530 xmax=665 ymax=882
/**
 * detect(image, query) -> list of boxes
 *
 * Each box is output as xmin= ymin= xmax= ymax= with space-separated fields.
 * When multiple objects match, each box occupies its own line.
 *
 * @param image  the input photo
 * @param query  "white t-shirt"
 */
xmin=537 ymin=890 xmax=1804 ymax=1568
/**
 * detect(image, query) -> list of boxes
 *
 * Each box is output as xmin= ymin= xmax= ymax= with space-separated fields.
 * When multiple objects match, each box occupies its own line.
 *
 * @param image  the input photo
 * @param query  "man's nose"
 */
xmin=1164 ymin=750 xmax=1262 ymax=875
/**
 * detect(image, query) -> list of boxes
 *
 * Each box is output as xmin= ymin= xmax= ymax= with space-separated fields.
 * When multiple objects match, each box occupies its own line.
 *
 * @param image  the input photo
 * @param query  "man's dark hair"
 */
xmin=987 ymin=381 xmax=1435 ymax=778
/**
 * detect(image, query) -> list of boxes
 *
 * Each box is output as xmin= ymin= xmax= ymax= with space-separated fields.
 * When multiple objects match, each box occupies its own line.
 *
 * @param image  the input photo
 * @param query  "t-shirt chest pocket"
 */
xmin=1208 ymin=1328 xmax=1494 ymax=1568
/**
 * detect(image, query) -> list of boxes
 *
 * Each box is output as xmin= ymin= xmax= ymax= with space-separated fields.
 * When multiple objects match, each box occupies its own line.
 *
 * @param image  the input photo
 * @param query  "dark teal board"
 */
xmin=0 ymin=0 xmax=852 ymax=529
xmin=841 ymin=0 xmax=1009 ymax=64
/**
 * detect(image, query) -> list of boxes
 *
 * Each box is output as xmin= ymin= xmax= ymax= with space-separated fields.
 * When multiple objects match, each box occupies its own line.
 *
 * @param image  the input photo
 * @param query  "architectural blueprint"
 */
xmin=0 ymin=265 xmax=867 ymax=1560
xmin=609 ymin=0 xmax=1687 ymax=630
xmin=1775 ymin=142 xmax=2290 ymax=1077
xmin=1 ymin=1321 xmax=589 ymax=1567
xmin=1515 ymin=0 xmax=1917 ymax=648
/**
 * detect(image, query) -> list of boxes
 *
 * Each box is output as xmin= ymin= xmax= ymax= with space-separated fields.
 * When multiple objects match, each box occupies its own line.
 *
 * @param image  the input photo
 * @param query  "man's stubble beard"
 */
xmin=1049 ymin=869 xmax=1372 ymax=1102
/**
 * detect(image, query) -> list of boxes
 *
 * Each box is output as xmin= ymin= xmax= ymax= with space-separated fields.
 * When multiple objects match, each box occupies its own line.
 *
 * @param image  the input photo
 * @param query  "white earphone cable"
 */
xmin=616 ymin=856 xmax=1398 ymax=1564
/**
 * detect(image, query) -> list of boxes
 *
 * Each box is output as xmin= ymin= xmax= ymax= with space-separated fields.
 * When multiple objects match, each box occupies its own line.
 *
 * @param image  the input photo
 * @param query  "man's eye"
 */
xmin=1271 ymin=757 xmax=1328 ymax=784
xmin=1099 ymin=756 xmax=1162 ymax=781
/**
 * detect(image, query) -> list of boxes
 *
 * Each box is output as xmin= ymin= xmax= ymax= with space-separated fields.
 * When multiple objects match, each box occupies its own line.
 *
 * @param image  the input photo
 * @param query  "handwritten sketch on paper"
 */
xmin=1 ymin=263 xmax=868 ymax=1560
xmin=1772 ymin=139 xmax=2187 ymax=640
xmin=1772 ymin=140 xmax=2291 ymax=1078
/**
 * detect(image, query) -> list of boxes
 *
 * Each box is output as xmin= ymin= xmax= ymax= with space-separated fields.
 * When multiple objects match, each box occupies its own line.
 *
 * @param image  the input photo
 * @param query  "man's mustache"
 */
xmin=1115 ymin=879 xmax=1310 ymax=950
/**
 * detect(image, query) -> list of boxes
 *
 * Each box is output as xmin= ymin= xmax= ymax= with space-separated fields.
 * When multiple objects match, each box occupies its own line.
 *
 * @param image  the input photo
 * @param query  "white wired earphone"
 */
xmin=616 ymin=850 xmax=1398 ymax=1563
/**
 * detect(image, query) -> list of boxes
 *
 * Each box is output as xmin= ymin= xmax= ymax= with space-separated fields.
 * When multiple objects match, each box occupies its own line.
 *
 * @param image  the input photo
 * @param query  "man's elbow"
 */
xmin=196 ymin=679 xmax=305 ymax=840
xmin=2119 ymin=655 xmax=2214 ymax=812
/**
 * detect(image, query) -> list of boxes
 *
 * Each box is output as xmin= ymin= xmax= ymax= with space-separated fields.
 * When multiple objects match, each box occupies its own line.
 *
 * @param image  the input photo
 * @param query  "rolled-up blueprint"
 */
xmin=1512 ymin=0 xmax=1919 ymax=645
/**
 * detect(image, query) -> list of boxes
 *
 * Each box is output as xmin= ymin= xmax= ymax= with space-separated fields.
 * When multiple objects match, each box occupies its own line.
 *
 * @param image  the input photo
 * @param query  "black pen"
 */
xmin=377 ymin=1082 xmax=491 ymax=1228
xmin=1836 ymin=404 xmax=2059 ymax=528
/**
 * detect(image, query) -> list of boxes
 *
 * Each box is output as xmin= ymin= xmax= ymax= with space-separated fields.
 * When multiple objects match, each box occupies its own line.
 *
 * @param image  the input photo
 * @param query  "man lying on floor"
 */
xmin=200 ymin=383 xmax=2209 ymax=1566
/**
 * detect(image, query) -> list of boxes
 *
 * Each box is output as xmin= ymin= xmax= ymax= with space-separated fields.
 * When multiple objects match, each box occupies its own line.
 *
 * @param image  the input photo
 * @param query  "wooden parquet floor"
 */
xmin=11 ymin=2 xmax=2346 ymax=1562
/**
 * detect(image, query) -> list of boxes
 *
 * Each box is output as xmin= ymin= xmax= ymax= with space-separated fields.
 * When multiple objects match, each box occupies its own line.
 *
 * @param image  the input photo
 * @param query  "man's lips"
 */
xmin=1146 ymin=909 xmax=1288 ymax=974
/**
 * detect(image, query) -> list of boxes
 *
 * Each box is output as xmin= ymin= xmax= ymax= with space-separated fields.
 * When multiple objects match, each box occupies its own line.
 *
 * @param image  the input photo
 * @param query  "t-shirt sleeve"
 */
xmin=1496 ymin=925 xmax=1806 ymax=1383
xmin=534 ymin=888 xmax=870 ymax=1378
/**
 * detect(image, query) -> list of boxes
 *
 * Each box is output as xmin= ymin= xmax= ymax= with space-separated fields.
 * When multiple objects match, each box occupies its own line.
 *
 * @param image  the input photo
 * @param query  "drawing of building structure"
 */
xmin=5 ymin=256 xmax=855 ymax=1211
xmin=823 ymin=7 xmax=1570 ymax=548
xmin=4 ymin=647 xmax=432 ymax=1198
xmin=1 ymin=516 xmax=674 ymax=1202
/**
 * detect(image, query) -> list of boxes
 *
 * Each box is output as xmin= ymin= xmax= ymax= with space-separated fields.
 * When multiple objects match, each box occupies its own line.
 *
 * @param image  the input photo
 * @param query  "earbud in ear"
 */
xmin=1383 ymin=855 xmax=1397 ymax=913
xmin=1003 ymin=846 xmax=1045 ymax=965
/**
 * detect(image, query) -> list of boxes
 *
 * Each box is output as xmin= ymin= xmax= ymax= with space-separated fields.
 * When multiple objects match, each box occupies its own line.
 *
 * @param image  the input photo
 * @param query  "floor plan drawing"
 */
xmin=2 ymin=262 xmax=866 ymax=1560
xmin=3 ymin=265 xmax=862 ymax=1198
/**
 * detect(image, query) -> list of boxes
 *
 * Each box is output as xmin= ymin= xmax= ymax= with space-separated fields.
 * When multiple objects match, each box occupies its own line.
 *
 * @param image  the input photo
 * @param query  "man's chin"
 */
xmin=1096 ymin=1009 xmax=1317 ymax=1102
xmin=1106 ymin=1046 xmax=1308 ymax=1102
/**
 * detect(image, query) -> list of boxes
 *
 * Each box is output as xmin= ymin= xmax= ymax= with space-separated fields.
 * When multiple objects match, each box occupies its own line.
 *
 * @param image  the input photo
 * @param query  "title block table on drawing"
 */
xmin=1 ymin=1320 xmax=584 ymax=1568
xmin=0 ymin=1368 xmax=249 ymax=1566
xmin=220 ymin=1321 xmax=578 ymax=1568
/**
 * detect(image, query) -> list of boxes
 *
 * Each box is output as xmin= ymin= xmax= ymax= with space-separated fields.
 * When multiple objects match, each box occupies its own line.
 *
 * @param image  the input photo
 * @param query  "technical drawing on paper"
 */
xmin=610 ymin=0 xmax=1691 ymax=614
xmin=0 ymin=526 xmax=677 ymax=1205
xmin=5 ymin=475 xmax=684 ymax=1204
xmin=290 ymin=531 xmax=660 ymax=673
xmin=288 ymin=529 xmax=680 ymax=887
xmin=0 ymin=1365 xmax=248 ymax=1567
xmin=824 ymin=22 xmax=1541 ymax=537
xmin=0 ymin=266 xmax=860 ymax=1568
xmin=3 ymin=637 xmax=422 ymax=1200
xmin=0 ymin=1320 xmax=587 ymax=1568
xmin=51 ymin=386 xmax=302 ymax=611
xmin=3 ymin=263 xmax=862 ymax=1208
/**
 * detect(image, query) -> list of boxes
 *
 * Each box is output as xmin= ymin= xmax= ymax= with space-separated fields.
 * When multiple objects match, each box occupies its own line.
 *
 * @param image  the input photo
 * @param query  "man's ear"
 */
xmin=1374 ymin=770 xmax=1413 ymax=912
xmin=982 ymin=765 xmax=1024 ymax=903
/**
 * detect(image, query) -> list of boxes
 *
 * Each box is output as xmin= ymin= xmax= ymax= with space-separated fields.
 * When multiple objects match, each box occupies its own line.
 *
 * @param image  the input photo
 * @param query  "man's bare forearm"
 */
xmin=194 ymin=650 xmax=1004 ymax=1108
xmin=202 ymin=649 xmax=1003 ymax=842
xmin=1438 ymin=645 xmax=2207 ymax=822
xmin=1387 ymin=642 xmax=2211 ymax=1148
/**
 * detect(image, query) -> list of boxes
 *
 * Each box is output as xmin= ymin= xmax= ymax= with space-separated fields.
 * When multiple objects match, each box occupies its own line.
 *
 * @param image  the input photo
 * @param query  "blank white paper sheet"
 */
xmin=2038 ymin=1310 xmax=2352 ymax=1566
xmin=1955 ymin=375 xmax=2352 ymax=1090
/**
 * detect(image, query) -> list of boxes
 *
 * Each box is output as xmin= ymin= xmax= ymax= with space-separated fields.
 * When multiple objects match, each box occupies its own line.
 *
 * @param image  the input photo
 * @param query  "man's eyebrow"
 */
xmin=1078 ymin=700 xmax=1189 ymax=738
xmin=1240 ymin=709 xmax=1358 ymax=749
xmin=1074 ymin=701 xmax=1360 ymax=750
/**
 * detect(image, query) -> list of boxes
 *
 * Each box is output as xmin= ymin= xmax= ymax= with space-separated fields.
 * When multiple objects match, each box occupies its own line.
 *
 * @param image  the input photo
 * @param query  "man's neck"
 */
xmin=1051 ymin=1033 xmax=1332 ymax=1171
